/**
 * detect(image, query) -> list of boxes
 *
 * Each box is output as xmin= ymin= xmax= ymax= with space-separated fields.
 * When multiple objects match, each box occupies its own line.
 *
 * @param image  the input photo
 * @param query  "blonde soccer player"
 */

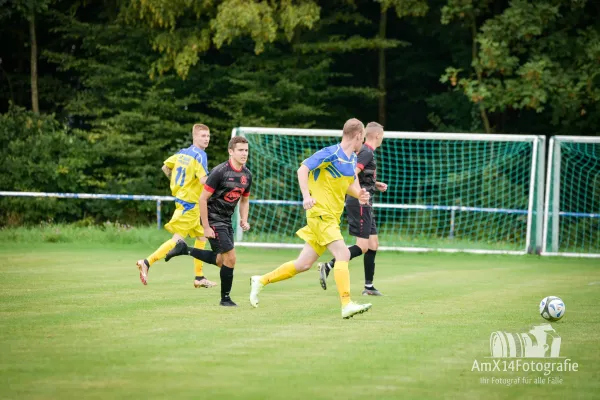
xmin=249 ymin=118 xmax=373 ymax=319
xmin=318 ymin=122 xmax=388 ymax=296
xmin=136 ymin=124 xmax=216 ymax=288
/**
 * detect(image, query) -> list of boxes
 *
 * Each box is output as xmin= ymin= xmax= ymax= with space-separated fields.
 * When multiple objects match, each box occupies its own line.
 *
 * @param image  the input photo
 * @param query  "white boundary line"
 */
xmin=234 ymin=242 xmax=527 ymax=255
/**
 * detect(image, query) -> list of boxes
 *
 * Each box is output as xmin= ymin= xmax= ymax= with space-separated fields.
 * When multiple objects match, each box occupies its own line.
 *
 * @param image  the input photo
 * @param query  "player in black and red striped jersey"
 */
xmin=166 ymin=136 xmax=252 ymax=306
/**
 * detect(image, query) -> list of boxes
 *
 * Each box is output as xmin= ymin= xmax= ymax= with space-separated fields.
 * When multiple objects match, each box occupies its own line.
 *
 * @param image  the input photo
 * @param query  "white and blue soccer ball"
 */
xmin=539 ymin=296 xmax=565 ymax=321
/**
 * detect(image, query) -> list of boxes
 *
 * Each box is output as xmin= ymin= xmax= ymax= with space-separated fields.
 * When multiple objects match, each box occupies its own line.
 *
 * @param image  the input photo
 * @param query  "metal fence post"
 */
xmin=157 ymin=200 xmax=162 ymax=230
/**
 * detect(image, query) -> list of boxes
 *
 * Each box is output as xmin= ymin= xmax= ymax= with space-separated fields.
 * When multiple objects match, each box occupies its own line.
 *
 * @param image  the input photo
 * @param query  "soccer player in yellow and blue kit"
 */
xmin=249 ymin=118 xmax=373 ymax=319
xmin=136 ymin=124 xmax=216 ymax=288
xmin=318 ymin=122 xmax=388 ymax=296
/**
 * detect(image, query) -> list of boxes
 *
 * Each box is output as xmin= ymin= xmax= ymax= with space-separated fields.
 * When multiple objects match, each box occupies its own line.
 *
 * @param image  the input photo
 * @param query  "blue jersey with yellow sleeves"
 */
xmin=164 ymin=145 xmax=209 ymax=204
xmin=302 ymin=144 xmax=357 ymax=221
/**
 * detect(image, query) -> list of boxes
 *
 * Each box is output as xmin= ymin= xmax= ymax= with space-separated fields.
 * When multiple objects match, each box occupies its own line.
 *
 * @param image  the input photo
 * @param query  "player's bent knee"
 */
xmin=294 ymin=255 xmax=316 ymax=272
xmin=355 ymin=238 xmax=369 ymax=254
xmin=332 ymin=247 xmax=350 ymax=262
xmin=368 ymin=237 xmax=379 ymax=251
xmin=222 ymin=253 xmax=236 ymax=268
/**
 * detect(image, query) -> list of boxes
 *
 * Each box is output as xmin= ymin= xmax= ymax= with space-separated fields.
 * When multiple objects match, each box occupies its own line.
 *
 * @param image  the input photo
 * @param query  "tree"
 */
xmin=441 ymin=0 xmax=600 ymax=135
xmin=377 ymin=0 xmax=429 ymax=124
xmin=121 ymin=0 xmax=321 ymax=79
xmin=45 ymin=15 xmax=211 ymax=194
xmin=0 ymin=104 xmax=90 ymax=224
xmin=1 ymin=0 xmax=52 ymax=114
xmin=440 ymin=0 xmax=493 ymax=132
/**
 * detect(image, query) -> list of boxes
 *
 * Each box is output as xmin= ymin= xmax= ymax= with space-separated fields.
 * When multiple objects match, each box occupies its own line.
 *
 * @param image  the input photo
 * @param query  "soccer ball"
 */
xmin=539 ymin=296 xmax=565 ymax=321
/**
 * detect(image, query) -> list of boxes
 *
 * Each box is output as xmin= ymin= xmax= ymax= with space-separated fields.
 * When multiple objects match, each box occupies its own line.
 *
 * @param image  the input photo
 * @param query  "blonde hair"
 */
xmin=365 ymin=121 xmax=384 ymax=138
xmin=192 ymin=124 xmax=209 ymax=137
xmin=342 ymin=118 xmax=364 ymax=139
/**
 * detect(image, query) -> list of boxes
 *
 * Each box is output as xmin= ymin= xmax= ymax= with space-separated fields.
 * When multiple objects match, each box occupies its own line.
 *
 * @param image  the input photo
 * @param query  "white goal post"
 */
xmin=231 ymin=127 xmax=546 ymax=255
xmin=542 ymin=136 xmax=600 ymax=258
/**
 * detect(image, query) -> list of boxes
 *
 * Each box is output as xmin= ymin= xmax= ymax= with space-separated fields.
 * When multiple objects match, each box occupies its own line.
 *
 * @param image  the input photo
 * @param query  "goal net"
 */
xmin=543 ymin=136 xmax=600 ymax=257
xmin=233 ymin=127 xmax=545 ymax=255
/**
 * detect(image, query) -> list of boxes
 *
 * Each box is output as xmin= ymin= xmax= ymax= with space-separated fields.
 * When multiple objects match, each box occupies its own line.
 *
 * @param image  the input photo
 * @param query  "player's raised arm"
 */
xmin=297 ymin=164 xmax=316 ymax=210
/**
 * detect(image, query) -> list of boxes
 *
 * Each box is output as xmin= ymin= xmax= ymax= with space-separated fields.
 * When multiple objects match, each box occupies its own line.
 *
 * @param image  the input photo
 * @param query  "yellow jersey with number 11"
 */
xmin=163 ymin=145 xmax=209 ymax=206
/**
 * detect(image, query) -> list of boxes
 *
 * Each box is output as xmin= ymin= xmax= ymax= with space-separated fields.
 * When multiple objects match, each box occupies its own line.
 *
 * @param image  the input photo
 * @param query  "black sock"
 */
xmin=195 ymin=276 xmax=205 ymax=281
xmin=144 ymin=259 xmax=150 ymax=270
xmin=220 ymin=266 xmax=234 ymax=300
xmin=190 ymin=248 xmax=218 ymax=265
xmin=349 ymin=245 xmax=363 ymax=260
xmin=327 ymin=258 xmax=336 ymax=270
xmin=364 ymin=249 xmax=376 ymax=284
xmin=328 ymin=245 xmax=363 ymax=271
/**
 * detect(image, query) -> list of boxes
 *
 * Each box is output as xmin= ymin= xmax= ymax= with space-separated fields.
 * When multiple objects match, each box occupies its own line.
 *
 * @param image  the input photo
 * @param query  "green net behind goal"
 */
xmin=235 ymin=128 xmax=543 ymax=254
xmin=544 ymin=138 xmax=600 ymax=256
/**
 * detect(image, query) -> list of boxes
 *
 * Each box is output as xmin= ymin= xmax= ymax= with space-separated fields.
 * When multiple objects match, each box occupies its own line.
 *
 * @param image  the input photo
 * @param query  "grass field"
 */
xmin=1 ymin=230 xmax=599 ymax=399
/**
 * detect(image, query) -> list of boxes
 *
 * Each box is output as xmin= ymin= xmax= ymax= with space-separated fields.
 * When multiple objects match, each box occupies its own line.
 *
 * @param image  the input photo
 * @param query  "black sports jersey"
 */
xmin=346 ymin=143 xmax=377 ymax=206
xmin=204 ymin=160 xmax=252 ymax=226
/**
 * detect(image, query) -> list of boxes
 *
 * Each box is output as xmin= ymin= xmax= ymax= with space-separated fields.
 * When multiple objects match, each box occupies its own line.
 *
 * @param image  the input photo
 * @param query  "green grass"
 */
xmin=240 ymin=231 xmax=527 ymax=251
xmin=0 ymin=224 xmax=170 ymax=245
xmin=1 ymin=236 xmax=599 ymax=399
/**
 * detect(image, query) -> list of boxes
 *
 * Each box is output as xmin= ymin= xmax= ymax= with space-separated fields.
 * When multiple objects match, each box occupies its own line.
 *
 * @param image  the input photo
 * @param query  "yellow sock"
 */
xmin=260 ymin=261 xmax=297 ymax=285
xmin=193 ymin=239 xmax=206 ymax=277
xmin=333 ymin=261 xmax=351 ymax=306
xmin=147 ymin=239 xmax=178 ymax=266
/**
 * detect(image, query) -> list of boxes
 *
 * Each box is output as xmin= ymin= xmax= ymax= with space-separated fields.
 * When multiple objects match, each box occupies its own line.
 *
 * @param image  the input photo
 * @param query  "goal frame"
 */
xmin=541 ymin=136 xmax=600 ymax=258
xmin=232 ymin=127 xmax=545 ymax=255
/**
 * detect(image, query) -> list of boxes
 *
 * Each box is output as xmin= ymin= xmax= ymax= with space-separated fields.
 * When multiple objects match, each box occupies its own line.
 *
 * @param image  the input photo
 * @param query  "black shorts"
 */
xmin=208 ymin=224 xmax=235 ymax=254
xmin=346 ymin=205 xmax=377 ymax=239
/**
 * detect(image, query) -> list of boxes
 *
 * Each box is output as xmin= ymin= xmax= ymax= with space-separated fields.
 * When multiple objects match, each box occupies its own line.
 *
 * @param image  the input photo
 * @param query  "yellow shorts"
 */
xmin=296 ymin=214 xmax=343 ymax=256
xmin=164 ymin=202 xmax=204 ymax=238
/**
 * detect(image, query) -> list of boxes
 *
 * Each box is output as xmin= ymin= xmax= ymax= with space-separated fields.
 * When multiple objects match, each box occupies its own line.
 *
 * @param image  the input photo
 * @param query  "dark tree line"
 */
xmin=1 ymin=0 xmax=598 ymax=225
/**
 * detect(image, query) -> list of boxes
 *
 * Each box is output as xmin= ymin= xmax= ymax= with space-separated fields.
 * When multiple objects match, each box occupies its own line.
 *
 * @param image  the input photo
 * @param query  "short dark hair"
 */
xmin=228 ymin=136 xmax=249 ymax=150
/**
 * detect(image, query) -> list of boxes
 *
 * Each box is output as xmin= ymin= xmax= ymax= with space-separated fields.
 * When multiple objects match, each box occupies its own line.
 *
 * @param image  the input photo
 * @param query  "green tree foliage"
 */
xmin=42 ymin=13 xmax=217 ymax=222
xmin=0 ymin=0 xmax=54 ymax=113
xmin=120 ymin=0 xmax=382 ymax=131
xmin=45 ymin=16 xmax=207 ymax=184
xmin=121 ymin=0 xmax=320 ymax=78
xmin=199 ymin=47 xmax=334 ymax=128
xmin=442 ymin=0 xmax=600 ymax=134
xmin=0 ymin=105 xmax=91 ymax=224
xmin=0 ymin=0 xmax=599 ymax=227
